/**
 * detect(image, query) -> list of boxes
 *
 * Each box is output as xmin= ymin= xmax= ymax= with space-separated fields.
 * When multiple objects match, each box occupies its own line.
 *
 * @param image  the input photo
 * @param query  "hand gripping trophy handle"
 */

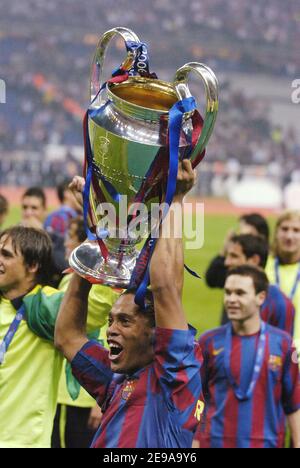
xmin=90 ymin=27 xmax=141 ymax=105
xmin=174 ymin=62 xmax=219 ymax=162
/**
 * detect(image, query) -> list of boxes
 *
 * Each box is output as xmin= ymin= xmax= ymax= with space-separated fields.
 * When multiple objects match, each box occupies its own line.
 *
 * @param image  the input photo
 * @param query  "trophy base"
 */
xmin=69 ymin=240 xmax=139 ymax=289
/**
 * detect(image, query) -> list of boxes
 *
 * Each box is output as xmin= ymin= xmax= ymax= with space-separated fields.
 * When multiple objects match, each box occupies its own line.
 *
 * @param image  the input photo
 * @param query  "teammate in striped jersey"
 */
xmin=224 ymin=234 xmax=295 ymax=335
xmin=197 ymin=265 xmax=300 ymax=449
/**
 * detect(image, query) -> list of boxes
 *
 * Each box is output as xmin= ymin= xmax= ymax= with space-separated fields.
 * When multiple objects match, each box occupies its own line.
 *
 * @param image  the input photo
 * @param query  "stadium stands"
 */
xmin=0 ymin=0 xmax=299 ymax=191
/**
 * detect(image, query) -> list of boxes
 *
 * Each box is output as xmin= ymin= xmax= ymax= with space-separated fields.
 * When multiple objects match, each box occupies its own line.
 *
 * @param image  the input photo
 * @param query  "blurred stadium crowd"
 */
xmin=0 ymin=0 xmax=299 ymax=191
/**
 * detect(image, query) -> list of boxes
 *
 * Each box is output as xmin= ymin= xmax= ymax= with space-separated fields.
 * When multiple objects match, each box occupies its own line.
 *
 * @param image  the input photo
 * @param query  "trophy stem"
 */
xmin=69 ymin=239 xmax=138 ymax=289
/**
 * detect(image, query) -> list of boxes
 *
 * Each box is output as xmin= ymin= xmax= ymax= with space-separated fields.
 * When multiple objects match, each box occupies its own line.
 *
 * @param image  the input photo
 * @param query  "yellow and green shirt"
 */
xmin=57 ymin=274 xmax=119 ymax=408
xmin=266 ymin=256 xmax=300 ymax=355
xmin=0 ymin=285 xmax=64 ymax=448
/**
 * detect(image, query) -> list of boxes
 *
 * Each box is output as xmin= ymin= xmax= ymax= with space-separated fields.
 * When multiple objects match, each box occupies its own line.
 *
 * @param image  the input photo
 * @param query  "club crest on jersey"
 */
xmin=122 ymin=380 xmax=136 ymax=401
xmin=269 ymin=355 xmax=282 ymax=372
xmin=212 ymin=347 xmax=224 ymax=357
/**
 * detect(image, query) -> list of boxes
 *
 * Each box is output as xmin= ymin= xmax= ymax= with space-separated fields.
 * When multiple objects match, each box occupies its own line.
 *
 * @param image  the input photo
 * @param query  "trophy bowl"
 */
xmin=69 ymin=27 xmax=219 ymax=288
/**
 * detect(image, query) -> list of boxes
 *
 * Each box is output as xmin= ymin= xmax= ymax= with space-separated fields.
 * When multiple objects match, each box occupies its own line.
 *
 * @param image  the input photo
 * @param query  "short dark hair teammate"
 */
xmin=239 ymin=214 xmax=270 ymax=243
xmin=55 ymin=161 xmax=204 ymax=448
xmin=205 ymin=233 xmax=295 ymax=335
xmin=196 ymin=265 xmax=300 ymax=449
xmin=206 ymin=213 xmax=269 ymax=291
xmin=21 ymin=187 xmax=47 ymax=229
xmin=224 ymin=234 xmax=295 ymax=334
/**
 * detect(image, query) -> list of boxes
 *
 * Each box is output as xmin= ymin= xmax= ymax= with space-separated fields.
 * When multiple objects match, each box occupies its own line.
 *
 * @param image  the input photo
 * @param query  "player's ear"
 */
xmin=248 ymin=254 xmax=261 ymax=268
xmin=26 ymin=262 xmax=39 ymax=275
xmin=256 ymin=290 xmax=267 ymax=307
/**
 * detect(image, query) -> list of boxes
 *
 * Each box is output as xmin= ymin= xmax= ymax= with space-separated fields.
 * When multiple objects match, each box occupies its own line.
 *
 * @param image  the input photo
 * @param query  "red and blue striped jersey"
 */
xmin=71 ymin=327 xmax=203 ymax=448
xmin=261 ymin=285 xmax=295 ymax=336
xmin=197 ymin=324 xmax=300 ymax=448
xmin=44 ymin=205 xmax=78 ymax=237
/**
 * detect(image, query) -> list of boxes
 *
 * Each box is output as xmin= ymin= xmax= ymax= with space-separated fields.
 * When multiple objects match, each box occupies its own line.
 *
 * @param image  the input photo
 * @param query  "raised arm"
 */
xmin=54 ymin=275 xmax=91 ymax=361
xmin=150 ymin=159 xmax=195 ymax=330
xmin=69 ymin=175 xmax=85 ymax=211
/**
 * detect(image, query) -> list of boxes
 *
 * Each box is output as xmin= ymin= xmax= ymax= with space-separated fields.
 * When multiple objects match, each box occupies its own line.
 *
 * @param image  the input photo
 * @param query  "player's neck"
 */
xmin=1 ymin=280 xmax=36 ymax=301
xmin=278 ymin=250 xmax=300 ymax=265
xmin=231 ymin=313 xmax=261 ymax=336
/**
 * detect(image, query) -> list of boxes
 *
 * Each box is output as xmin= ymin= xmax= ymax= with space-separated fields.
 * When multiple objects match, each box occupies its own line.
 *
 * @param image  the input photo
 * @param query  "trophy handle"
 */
xmin=90 ymin=27 xmax=141 ymax=103
xmin=174 ymin=62 xmax=219 ymax=160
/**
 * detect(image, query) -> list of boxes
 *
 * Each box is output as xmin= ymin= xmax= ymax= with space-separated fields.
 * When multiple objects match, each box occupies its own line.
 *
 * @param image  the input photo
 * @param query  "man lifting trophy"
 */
xmin=69 ymin=26 xmax=219 ymax=297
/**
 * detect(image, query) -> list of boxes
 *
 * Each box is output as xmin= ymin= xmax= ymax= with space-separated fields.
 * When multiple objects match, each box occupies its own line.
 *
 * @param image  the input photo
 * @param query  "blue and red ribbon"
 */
xmin=0 ymin=304 xmax=26 ymax=365
xmin=132 ymin=97 xmax=203 ymax=309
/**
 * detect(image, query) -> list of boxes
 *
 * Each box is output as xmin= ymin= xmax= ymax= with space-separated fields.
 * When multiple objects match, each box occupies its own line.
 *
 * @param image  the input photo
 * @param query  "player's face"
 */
xmin=224 ymin=275 xmax=265 ymax=322
xmin=225 ymin=242 xmax=247 ymax=269
xmin=21 ymin=196 xmax=46 ymax=223
xmin=0 ymin=235 xmax=29 ymax=294
xmin=276 ymin=219 xmax=300 ymax=258
xmin=107 ymin=294 xmax=154 ymax=374
xmin=239 ymin=221 xmax=259 ymax=237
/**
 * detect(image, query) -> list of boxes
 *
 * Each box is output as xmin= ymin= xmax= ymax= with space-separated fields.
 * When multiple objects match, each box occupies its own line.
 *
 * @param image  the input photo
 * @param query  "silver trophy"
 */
xmin=70 ymin=27 xmax=219 ymax=288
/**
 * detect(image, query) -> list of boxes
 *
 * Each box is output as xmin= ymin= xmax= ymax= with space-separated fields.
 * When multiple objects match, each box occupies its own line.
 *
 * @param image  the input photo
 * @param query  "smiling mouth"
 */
xmin=108 ymin=343 xmax=124 ymax=362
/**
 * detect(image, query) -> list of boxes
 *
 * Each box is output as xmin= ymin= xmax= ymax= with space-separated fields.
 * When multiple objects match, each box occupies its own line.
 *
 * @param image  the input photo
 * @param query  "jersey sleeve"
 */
xmin=262 ymin=286 xmax=295 ymax=336
xmin=281 ymin=337 xmax=300 ymax=415
xmin=153 ymin=326 xmax=203 ymax=430
xmin=282 ymin=294 xmax=296 ymax=337
xmin=71 ymin=340 xmax=113 ymax=406
xmin=193 ymin=334 xmax=211 ymax=444
xmin=197 ymin=333 xmax=212 ymax=396
xmin=44 ymin=209 xmax=69 ymax=235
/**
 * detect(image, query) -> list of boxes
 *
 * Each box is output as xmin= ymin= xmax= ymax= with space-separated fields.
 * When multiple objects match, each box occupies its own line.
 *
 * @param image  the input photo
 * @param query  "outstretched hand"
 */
xmin=69 ymin=176 xmax=85 ymax=211
xmin=175 ymin=159 xmax=196 ymax=199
